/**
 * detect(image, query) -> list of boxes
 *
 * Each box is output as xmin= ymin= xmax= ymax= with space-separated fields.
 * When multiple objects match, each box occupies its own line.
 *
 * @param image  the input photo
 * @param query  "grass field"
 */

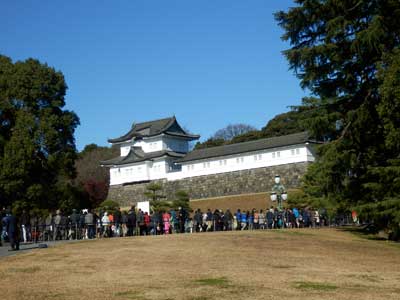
xmin=0 ymin=228 xmax=399 ymax=300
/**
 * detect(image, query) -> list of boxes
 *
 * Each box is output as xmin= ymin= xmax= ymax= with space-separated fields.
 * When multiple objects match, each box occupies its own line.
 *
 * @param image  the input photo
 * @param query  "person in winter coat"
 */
xmin=235 ymin=209 xmax=241 ymax=230
xmin=144 ymin=212 xmax=151 ymax=235
xmin=45 ymin=213 xmax=53 ymax=240
xmin=253 ymin=209 xmax=259 ymax=230
xmin=206 ymin=209 xmax=213 ymax=232
xmin=162 ymin=211 xmax=171 ymax=234
xmin=101 ymin=212 xmax=110 ymax=237
xmin=266 ymin=208 xmax=274 ymax=229
xmin=137 ymin=209 xmax=145 ymax=236
xmin=20 ymin=210 xmax=30 ymax=243
xmin=178 ymin=207 xmax=187 ymax=233
xmin=53 ymin=210 xmax=63 ymax=240
xmin=241 ymin=211 xmax=247 ymax=230
xmin=121 ymin=211 xmax=128 ymax=237
xmin=2 ymin=209 xmax=19 ymax=250
xmin=193 ymin=209 xmax=202 ymax=232
xmin=258 ymin=210 xmax=265 ymax=230
xmin=202 ymin=211 xmax=208 ymax=232
xmin=85 ymin=209 xmax=95 ymax=239
xmin=223 ymin=209 xmax=233 ymax=231
xmin=247 ymin=211 xmax=254 ymax=230
xmin=127 ymin=207 xmax=137 ymax=236
xmin=69 ymin=209 xmax=80 ymax=239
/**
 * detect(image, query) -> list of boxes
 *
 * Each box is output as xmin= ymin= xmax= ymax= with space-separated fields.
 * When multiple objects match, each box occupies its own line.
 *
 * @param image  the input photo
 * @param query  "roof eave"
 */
xmin=164 ymin=132 xmax=200 ymax=140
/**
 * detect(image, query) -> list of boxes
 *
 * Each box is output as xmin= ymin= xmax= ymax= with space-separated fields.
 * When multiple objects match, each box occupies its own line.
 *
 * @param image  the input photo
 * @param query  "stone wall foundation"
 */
xmin=108 ymin=162 xmax=310 ymax=207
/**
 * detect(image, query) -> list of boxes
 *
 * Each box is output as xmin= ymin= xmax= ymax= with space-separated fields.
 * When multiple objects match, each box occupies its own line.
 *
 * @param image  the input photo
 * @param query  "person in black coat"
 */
xmin=2 ymin=209 xmax=19 ymax=250
xmin=193 ymin=209 xmax=203 ymax=232
xmin=178 ymin=207 xmax=187 ymax=233
xmin=127 ymin=207 xmax=137 ymax=236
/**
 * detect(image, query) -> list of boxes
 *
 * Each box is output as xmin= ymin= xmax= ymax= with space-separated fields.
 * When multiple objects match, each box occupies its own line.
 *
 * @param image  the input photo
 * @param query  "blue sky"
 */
xmin=1 ymin=0 xmax=307 ymax=151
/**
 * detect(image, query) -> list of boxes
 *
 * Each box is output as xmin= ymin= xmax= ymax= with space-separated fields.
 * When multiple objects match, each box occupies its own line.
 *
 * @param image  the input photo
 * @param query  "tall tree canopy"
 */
xmin=260 ymin=109 xmax=307 ymax=138
xmin=0 ymin=55 xmax=80 ymax=210
xmin=276 ymin=0 xmax=400 ymax=235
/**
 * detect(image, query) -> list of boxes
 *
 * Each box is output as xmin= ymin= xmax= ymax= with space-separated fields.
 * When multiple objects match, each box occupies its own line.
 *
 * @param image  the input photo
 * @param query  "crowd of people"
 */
xmin=1 ymin=205 xmax=336 ymax=249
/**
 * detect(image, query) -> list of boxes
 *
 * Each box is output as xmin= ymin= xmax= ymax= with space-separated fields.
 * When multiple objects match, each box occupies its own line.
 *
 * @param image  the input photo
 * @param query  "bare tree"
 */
xmin=213 ymin=124 xmax=257 ymax=141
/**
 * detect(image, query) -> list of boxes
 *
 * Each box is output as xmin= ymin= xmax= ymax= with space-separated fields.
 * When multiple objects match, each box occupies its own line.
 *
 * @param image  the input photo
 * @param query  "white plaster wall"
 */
xmin=148 ymin=159 xmax=168 ymax=180
xmin=109 ymin=162 xmax=149 ymax=185
xmin=118 ymin=135 xmax=190 ymax=156
xmin=133 ymin=138 xmax=164 ymax=153
xmin=120 ymin=144 xmax=133 ymax=156
xmin=110 ymin=159 xmax=171 ymax=185
xmin=167 ymin=144 xmax=313 ymax=181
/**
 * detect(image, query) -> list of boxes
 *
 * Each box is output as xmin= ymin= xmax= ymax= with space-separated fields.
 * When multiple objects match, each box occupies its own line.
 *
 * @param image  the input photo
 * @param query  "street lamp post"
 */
xmin=270 ymin=175 xmax=288 ymax=211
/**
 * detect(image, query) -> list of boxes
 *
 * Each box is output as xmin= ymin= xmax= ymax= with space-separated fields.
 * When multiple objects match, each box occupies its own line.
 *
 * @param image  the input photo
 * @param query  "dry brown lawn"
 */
xmin=0 ymin=228 xmax=399 ymax=300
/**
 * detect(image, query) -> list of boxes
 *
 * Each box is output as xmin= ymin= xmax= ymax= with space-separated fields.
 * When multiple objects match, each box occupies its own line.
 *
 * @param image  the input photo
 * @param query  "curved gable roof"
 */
xmin=108 ymin=116 xmax=199 ymax=143
xmin=100 ymin=146 xmax=186 ymax=166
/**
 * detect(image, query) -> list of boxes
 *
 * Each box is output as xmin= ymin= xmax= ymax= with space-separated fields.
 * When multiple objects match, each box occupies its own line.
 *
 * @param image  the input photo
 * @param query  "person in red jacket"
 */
xmin=144 ymin=212 xmax=151 ymax=235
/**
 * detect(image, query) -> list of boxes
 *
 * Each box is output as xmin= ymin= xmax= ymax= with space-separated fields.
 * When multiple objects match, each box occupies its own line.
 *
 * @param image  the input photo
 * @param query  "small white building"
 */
xmin=101 ymin=117 xmax=199 ymax=185
xmin=102 ymin=116 xmax=317 ymax=186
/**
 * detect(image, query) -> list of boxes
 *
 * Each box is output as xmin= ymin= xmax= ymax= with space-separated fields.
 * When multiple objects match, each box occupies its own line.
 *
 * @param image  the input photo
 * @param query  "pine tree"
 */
xmin=276 ymin=0 xmax=400 ymax=236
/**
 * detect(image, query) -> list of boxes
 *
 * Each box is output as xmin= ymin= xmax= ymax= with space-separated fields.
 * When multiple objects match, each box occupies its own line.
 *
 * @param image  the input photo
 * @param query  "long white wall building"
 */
xmin=101 ymin=117 xmax=317 ymax=186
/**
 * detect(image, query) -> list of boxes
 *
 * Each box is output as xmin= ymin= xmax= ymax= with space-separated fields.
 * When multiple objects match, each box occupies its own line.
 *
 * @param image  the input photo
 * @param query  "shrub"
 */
xmin=98 ymin=199 xmax=120 ymax=211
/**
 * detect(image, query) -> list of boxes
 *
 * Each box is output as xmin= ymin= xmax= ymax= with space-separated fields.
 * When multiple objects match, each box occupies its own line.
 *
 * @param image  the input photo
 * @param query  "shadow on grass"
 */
xmin=293 ymin=281 xmax=337 ymax=291
xmin=345 ymin=273 xmax=381 ymax=283
xmin=270 ymin=264 xmax=296 ymax=269
xmin=9 ymin=266 xmax=41 ymax=273
xmin=339 ymin=226 xmax=388 ymax=241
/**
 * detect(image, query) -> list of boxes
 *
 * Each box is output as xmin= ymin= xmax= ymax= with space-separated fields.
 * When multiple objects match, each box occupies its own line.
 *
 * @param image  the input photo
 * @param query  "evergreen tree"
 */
xmin=276 ymin=1 xmax=400 ymax=235
xmin=171 ymin=190 xmax=191 ymax=211
xmin=261 ymin=109 xmax=308 ymax=138
xmin=0 ymin=55 xmax=79 ymax=210
xmin=144 ymin=183 xmax=165 ymax=202
xmin=194 ymin=138 xmax=225 ymax=150
xmin=359 ymin=50 xmax=400 ymax=238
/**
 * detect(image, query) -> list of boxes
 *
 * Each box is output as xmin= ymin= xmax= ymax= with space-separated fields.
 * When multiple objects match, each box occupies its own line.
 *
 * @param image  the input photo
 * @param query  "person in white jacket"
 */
xmin=101 ymin=212 xmax=110 ymax=237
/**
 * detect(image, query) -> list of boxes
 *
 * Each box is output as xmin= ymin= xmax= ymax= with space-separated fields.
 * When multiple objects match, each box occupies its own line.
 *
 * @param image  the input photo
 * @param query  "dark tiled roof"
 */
xmin=108 ymin=116 xmax=199 ymax=143
xmin=178 ymin=132 xmax=316 ymax=163
xmin=101 ymin=147 xmax=186 ymax=166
